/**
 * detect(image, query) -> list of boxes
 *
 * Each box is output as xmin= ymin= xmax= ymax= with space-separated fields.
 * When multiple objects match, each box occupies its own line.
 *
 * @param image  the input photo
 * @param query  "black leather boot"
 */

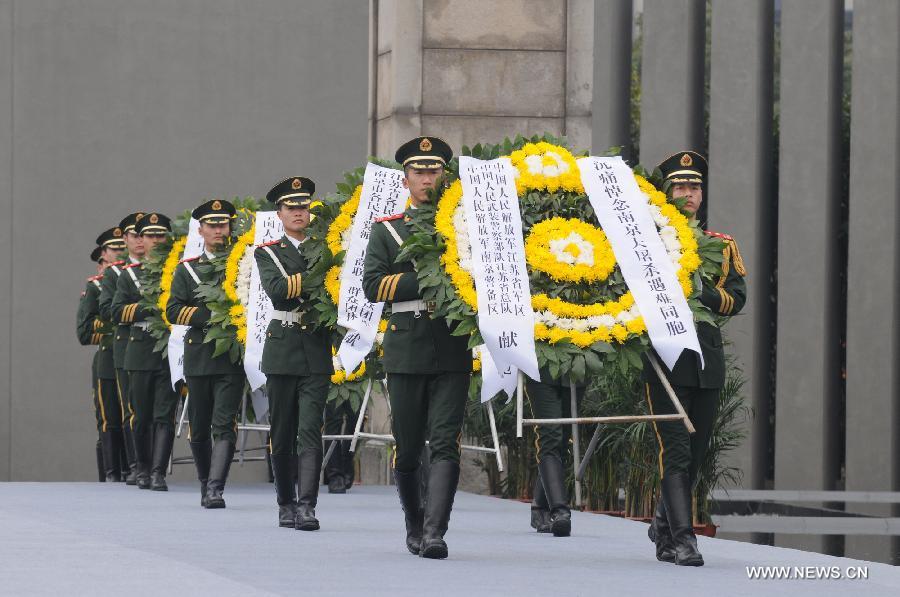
xmin=324 ymin=441 xmax=346 ymax=494
xmin=418 ymin=446 xmax=431 ymax=508
xmin=271 ymin=454 xmax=297 ymax=527
xmin=189 ymin=440 xmax=213 ymax=507
xmin=538 ymin=454 xmax=571 ymax=537
xmin=295 ymin=449 xmax=322 ymax=531
xmin=661 ymin=472 xmax=704 ymax=566
xmin=420 ymin=461 xmax=460 ymax=559
xmin=100 ymin=432 xmax=122 ymax=482
xmin=343 ymin=445 xmax=355 ymax=490
xmin=134 ymin=427 xmax=152 ymax=490
xmin=150 ymin=424 xmax=175 ymax=491
xmin=394 ymin=468 xmax=424 ymax=555
xmin=530 ymin=475 xmax=551 ymax=533
xmin=122 ymin=424 xmax=138 ymax=485
xmin=115 ymin=430 xmax=129 ymax=482
xmin=206 ymin=440 xmax=235 ymax=509
xmin=96 ymin=439 xmax=106 ymax=482
xmin=648 ymin=499 xmax=676 ymax=562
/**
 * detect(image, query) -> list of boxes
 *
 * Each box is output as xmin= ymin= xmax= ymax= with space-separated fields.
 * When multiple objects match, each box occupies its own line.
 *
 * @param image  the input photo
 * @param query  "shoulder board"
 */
xmin=87 ymin=275 xmax=100 ymax=282
xmin=705 ymin=231 xmax=733 ymax=241
xmin=375 ymin=213 xmax=404 ymax=223
xmin=257 ymin=240 xmax=280 ymax=248
xmin=179 ymin=256 xmax=200 ymax=264
xmin=122 ymin=263 xmax=140 ymax=270
xmin=110 ymin=260 xmax=125 ymax=266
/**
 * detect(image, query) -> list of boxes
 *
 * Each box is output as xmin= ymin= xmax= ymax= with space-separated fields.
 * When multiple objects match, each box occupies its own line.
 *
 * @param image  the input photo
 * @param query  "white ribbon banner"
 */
xmin=168 ymin=218 xmax=204 ymax=388
xmin=244 ymin=211 xmax=284 ymax=416
xmin=459 ymin=156 xmax=540 ymax=389
xmin=336 ymin=163 xmax=407 ymax=373
xmin=477 ymin=345 xmax=517 ymax=404
xmin=578 ymin=156 xmax=703 ymax=371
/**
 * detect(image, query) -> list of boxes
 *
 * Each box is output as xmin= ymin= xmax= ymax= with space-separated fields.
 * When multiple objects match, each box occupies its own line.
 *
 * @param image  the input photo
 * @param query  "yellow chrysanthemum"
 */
xmin=157 ymin=237 xmax=188 ymax=328
xmin=325 ymin=265 xmax=341 ymax=305
xmin=508 ymin=142 xmax=584 ymax=195
xmin=222 ymin=224 xmax=255 ymax=344
xmin=331 ymin=359 xmax=366 ymax=385
xmin=524 ymin=217 xmax=616 ymax=283
xmin=327 ymin=185 xmax=362 ymax=257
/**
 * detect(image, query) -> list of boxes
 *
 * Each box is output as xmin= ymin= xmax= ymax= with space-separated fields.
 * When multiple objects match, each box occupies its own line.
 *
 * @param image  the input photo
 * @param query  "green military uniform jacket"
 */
xmin=77 ymin=275 xmax=115 ymax=379
xmin=111 ymin=262 xmax=163 ymax=372
xmin=99 ymin=261 xmax=131 ymax=370
xmin=166 ymin=252 xmax=244 ymax=376
xmin=362 ymin=208 xmax=472 ymax=374
xmin=254 ymin=235 xmax=332 ymax=376
xmin=642 ymin=233 xmax=747 ymax=389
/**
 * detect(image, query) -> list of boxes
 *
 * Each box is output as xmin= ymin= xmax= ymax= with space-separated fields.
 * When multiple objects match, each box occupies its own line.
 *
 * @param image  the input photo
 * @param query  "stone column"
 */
xmin=708 ymin=0 xmax=775 ymax=504
xmin=638 ymin=0 xmax=705 ymax=169
xmin=844 ymin=0 xmax=900 ymax=565
xmin=774 ymin=0 xmax=845 ymax=555
xmin=372 ymin=0 xmax=596 ymax=157
xmin=591 ymin=0 xmax=633 ymax=158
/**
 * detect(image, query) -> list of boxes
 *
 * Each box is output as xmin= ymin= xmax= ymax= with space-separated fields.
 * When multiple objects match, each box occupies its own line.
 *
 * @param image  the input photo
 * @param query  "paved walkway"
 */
xmin=1 ymin=482 xmax=898 ymax=596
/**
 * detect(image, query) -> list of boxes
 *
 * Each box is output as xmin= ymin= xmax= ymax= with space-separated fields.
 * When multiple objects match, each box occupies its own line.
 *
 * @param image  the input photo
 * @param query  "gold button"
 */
xmin=116 ymin=335 xmax=120 ymax=340
xmin=301 ymin=325 xmax=307 ymax=330
xmin=188 ymin=338 xmax=192 ymax=344
xmin=390 ymin=324 xmax=396 ymax=331
xmin=267 ymin=332 xmax=271 ymax=337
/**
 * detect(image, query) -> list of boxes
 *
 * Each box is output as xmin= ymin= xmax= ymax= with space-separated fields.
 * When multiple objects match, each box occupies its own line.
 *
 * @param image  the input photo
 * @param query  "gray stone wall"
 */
xmin=0 ymin=0 xmax=369 ymax=482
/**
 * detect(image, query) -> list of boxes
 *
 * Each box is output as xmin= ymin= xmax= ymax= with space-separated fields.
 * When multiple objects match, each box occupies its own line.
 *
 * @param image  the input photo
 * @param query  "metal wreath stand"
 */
xmin=175 ymin=376 xmax=505 ymax=475
xmin=515 ymin=351 xmax=694 ymax=507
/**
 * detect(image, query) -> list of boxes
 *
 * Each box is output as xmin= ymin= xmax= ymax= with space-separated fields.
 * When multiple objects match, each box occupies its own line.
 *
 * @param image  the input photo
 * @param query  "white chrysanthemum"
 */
xmin=548 ymin=232 xmax=595 ymax=266
xmin=523 ymin=151 xmax=570 ymax=178
xmin=454 ymin=205 xmax=474 ymax=275
xmin=534 ymin=309 xmax=640 ymax=330
xmin=236 ymin=251 xmax=253 ymax=308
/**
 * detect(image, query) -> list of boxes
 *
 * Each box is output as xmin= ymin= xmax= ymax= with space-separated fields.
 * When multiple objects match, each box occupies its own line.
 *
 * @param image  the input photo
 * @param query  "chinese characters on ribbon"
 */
xmin=168 ymin=218 xmax=204 ymax=388
xmin=244 ymin=211 xmax=284 ymax=402
xmin=459 ymin=156 xmax=539 ymax=401
xmin=578 ymin=156 xmax=703 ymax=371
xmin=336 ymin=164 xmax=407 ymax=373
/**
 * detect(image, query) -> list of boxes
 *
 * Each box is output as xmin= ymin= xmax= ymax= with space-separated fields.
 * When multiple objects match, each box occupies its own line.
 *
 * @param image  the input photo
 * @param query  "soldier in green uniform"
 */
xmin=99 ymin=213 xmax=145 ymax=485
xmin=112 ymin=212 xmax=179 ymax=491
xmin=362 ymin=137 xmax=472 ymax=559
xmin=78 ymin=245 xmax=111 ymax=481
xmin=166 ymin=199 xmax=245 ymax=508
xmin=78 ymin=229 xmax=127 ymax=481
xmin=644 ymin=151 xmax=746 ymax=566
xmin=255 ymin=177 xmax=333 ymax=530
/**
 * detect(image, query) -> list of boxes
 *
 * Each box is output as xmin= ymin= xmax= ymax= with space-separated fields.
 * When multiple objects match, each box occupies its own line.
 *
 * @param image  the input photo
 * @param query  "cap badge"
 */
xmin=419 ymin=138 xmax=432 ymax=151
xmin=680 ymin=153 xmax=693 ymax=167
xmin=149 ymin=214 xmax=159 ymax=224
xmin=292 ymin=178 xmax=302 ymax=190
xmin=113 ymin=228 xmax=122 ymax=237
xmin=211 ymin=200 xmax=222 ymax=211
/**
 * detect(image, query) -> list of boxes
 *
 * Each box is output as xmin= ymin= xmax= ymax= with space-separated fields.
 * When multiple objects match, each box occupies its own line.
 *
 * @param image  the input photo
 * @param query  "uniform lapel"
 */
xmin=279 ymin=235 xmax=307 ymax=271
